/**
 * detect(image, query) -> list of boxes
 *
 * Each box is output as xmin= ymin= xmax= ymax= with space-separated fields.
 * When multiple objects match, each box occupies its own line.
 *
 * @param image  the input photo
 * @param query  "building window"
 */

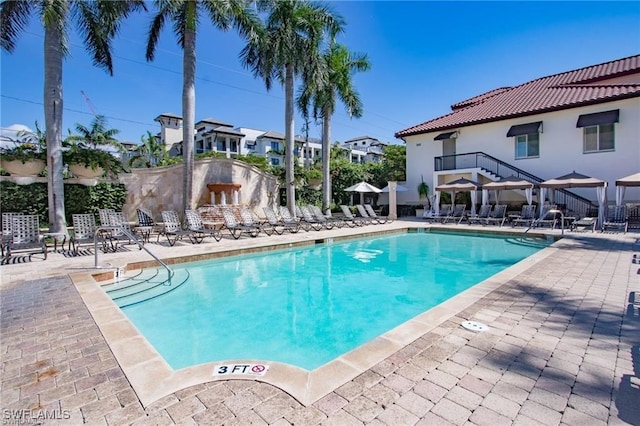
xmin=270 ymin=158 xmax=280 ymax=166
xmin=515 ymin=133 xmax=539 ymax=159
xmin=230 ymin=139 xmax=238 ymax=152
xmin=270 ymin=141 xmax=280 ymax=151
xmin=216 ymin=138 xmax=226 ymax=152
xmin=583 ymin=124 xmax=614 ymax=153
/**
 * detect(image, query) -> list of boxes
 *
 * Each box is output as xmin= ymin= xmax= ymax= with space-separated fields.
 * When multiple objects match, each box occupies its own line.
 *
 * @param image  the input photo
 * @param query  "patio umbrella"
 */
xmin=380 ymin=184 xmax=409 ymax=192
xmin=344 ymin=181 xmax=382 ymax=205
xmin=483 ymin=176 xmax=535 ymax=205
xmin=540 ymin=171 xmax=607 ymax=225
xmin=615 ymin=172 xmax=640 ymax=206
xmin=436 ymin=178 xmax=481 ymax=215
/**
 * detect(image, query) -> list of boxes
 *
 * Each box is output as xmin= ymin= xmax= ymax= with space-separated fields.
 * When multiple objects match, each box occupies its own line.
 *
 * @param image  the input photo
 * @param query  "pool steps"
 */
xmin=102 ymin=268 xmax=190 ymax=308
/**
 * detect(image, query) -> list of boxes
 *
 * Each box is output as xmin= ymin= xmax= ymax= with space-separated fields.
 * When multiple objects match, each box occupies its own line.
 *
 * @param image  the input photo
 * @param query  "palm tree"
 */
xmin=66 ymin=115 xmax=123 ymax=151
xmin=146 ymin=0 xmax=259 ymax=213
xmin=298 ymin=42 xmax=370 ymax=214
xmin=0 ymin=1 xmax=144 ymax=233
xmin=130 ymin=131 xmax=168 ymax=168
xmin=240 ymin=0 xmax=343 ymax=215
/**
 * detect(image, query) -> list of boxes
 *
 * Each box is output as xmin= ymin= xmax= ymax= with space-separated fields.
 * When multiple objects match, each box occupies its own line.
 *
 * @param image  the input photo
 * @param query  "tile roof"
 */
xmin=396 ymin=55 xmax=640 ymax=139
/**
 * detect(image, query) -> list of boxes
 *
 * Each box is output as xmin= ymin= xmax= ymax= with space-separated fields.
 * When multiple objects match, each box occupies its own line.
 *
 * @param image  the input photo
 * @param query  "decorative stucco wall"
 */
xmin=118 ymin=158 xmax=279 ymax=221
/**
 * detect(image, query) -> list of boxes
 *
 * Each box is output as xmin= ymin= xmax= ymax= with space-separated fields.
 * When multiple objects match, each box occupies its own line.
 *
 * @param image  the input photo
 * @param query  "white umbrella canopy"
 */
xmin=539 ymin=171 xmax=606 ymax=188
xmin=614 ymin=172 xmax=640 ymax=206
xmin=540 ymin=171 xmax=607 ymax=225
xmin=483 ymin=176 xmax=534 ymax=205
xmin=344 ymin=181 xmax=382 ymax=193
xmin=435 ymin=178 xmax=481 ymax=214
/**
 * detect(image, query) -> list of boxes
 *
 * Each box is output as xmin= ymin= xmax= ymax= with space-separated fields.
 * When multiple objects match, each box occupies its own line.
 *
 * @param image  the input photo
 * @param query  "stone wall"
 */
xmin=118 ymin=158 xmax=279 ymax=220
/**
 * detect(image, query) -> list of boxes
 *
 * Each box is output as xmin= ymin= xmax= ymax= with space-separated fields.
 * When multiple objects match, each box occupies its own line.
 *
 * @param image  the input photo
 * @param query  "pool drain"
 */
xmin=461 ymin=321 xmax=489 ymax=332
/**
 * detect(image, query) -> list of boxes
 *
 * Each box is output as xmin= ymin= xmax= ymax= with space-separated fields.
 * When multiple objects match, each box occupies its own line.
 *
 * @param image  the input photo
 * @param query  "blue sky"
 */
xmin=1 ymin=1 xmax=639 ymax=146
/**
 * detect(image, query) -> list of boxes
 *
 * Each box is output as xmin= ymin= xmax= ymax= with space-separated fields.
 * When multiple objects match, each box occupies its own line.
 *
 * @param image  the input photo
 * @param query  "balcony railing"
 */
xmin=435 ymin=152 xmax=595 ymax=215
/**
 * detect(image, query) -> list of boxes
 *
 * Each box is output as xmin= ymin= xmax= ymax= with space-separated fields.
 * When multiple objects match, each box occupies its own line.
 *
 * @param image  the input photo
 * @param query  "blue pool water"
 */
xmin=121 ymin=232 xmax=548 ymax=370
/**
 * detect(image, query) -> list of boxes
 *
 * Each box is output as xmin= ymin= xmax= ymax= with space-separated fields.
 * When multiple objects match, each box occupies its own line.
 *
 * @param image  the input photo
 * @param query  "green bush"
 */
xmin=0 ymin=181 xmax=127 ymax=226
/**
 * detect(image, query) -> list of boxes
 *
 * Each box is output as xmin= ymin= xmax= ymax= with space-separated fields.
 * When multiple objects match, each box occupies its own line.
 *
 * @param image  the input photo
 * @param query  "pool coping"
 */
xmin=69 ymin=226 xmax=559 ymax=407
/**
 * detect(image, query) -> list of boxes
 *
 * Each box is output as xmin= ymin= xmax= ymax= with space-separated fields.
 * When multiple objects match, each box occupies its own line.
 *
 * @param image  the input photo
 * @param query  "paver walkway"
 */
xmin=1 ymin=228 xmax=639 ymax=425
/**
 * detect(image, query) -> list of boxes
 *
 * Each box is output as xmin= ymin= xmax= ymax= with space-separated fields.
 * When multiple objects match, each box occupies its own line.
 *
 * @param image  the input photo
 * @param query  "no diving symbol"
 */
xmin=251 ymin=365 xmax=265 ymax=373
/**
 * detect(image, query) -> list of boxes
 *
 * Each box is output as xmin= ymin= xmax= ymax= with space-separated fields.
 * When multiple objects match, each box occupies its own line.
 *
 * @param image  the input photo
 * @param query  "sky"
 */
xmin=1 ymin=1 xmax=639 ymax=146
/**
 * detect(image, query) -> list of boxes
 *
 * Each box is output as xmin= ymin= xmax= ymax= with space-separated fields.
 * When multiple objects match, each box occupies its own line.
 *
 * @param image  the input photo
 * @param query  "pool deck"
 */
xmin=1 ymin=219 xmax=639 ymax=425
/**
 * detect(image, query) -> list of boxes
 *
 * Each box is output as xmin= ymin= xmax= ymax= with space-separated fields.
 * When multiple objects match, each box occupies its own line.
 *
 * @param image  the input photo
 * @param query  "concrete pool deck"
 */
xmin=1 ymin=219 xmax=639 ymax=425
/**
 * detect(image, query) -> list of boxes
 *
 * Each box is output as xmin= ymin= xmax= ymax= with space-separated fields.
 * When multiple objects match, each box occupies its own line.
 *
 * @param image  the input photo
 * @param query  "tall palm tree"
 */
xmin=130 ymin=131 xmax=168 ymax=168
xmin=240 ymin=0 xmax=343 ymax=215
xmin=298 ymin=42 xmax=370 ymax=214
xmin=0 ymin=1 xmax=144 ymax=233
xmin=146 ymin=0 xmax=259 ymax=213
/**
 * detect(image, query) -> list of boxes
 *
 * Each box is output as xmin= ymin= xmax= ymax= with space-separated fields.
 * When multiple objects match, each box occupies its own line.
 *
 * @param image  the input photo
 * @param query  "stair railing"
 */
xmin=94 ymin=226 xmax=174 ymax=282
xmin=435 ymin=152 xmax=595 ymax=215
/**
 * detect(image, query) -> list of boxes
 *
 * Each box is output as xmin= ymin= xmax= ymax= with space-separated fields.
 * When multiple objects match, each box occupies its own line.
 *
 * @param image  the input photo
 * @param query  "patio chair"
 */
xmin=484 ymin=204 xmax=508 ymax=227
xmin=239 ymin=207 xmax=275 ymax=236
xmin=424 ymin=204 xmax=451 ymax=223
xmin=185 ymin=210 xmax=223 ymax=242
xmin=263 ymin=206 xmax=300 ymax=235
xmin=134 ymin=208 xmax=162 ymax=243
xmin=356 ymin=204 xmax=381 ymax=225
xmin=105 ymin=211 xmax=138 ymax=252
xmin=443 ymin=204 xmax=467 ymax=224
xmin=512 ymin=205 xmax=537 ymax=227
xmin=309 ymin=205 xmax=344 ymax=228
xmin=4 ymin=215 xmax=47 ymax=261
xmin=1 ymin=212 xmax=23 ymax=257
xmin=466 ymin=205 xmax=492 ymax=226
xmin=221 ymin=208 xmax=260 ymax=239
xmin=298 ymin=205 xmax=326 ymax=231
xmin=279 ymin=206 xmax=305 ymax=229
xmin=603 ymin=205 xmax=628 ymax=233
xmin=570 ymin=216 xmax=597 ymax=232
xmin=340 ymin=205 xmax=368 ymax=227
xmin=160 ymin=211 xmax=192 ymax=246
xmin=364 ymin=204 xmax=392 ymax=224
xmin=534 ymin=204 xmax=558 ymax=229
xmin=69 ymin=213 xmax=105 ymax=255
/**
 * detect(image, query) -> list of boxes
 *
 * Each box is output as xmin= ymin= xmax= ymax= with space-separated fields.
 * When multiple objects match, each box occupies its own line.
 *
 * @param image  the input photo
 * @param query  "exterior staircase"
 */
xmin=435 ymin=152 xmax=596 ymax=215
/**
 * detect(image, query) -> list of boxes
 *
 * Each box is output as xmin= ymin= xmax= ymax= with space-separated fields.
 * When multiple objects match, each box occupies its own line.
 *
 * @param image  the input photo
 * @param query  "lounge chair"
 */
xmin=4 ymin=215 xmax=47 ymax=260
xmin=364 ymin=204 xmax=392 ymax=224
xmin=69 ymin=213 xmax=105 ymax=255
xmin=355 ymin=205 xmax=377 ymax=225
xmin=297 ymin=205 xmax=326 ymax=231
xmin=485 ymin=204 xmax=508 ymax=227
xmin=340 ymin=205 xmax=368 ymax=227
xmin=534 ymin=204 xmax=558 ymax=229
xmin=160 ymin=211 xmax=192 ymax=246
xmin=443 ymin=204 xmax=466 ymax=224
xmin=424 ymin=204 xmax=451 ymax=223
xmin=571 ymin=216 xmax=597 ymax=232
xmin=104 ymin=211 xmax=138 ymax=252
xmin=134 ymin=208 xmax=162 ymax=243
xmin=603 ymin=205 xmax=628 ymax=233
xmin=279 ymin=206 xmax=304 ymax=229
xmin=309 ymin=205 xmax=344 ymax=228
xmin=466 ymin=205 xmax=492 ymax=226
xmin=263 ymin=206 xmax=300 ymax=234
xmin=1 ymin=212 xmax=23 ymax=257
xmin=221 ymin=208 xmax=260 ymax=239
xmin=239 ymin=207 xmax=275 ymax=236
xmin=185 ymin=210 xmax=223 ymax=242
xmin=512 ymin=205 xmax=537 ymax=227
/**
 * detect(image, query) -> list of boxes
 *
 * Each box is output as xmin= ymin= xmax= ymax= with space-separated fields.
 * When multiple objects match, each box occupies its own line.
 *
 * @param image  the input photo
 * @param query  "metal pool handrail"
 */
xmin=94 ymin=226 xmax=174 ymax=282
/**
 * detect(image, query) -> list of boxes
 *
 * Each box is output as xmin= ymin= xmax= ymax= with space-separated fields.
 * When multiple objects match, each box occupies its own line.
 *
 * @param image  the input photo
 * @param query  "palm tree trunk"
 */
xmin=182 ymin=9 xmax=196 ymax=212
xmin=322 ymin=108 xmax=332 ymax=215
xmin=284 ymin=63 xmax=296 ymax=214
xmin=44 ymin=25 xmax=66 ymax=233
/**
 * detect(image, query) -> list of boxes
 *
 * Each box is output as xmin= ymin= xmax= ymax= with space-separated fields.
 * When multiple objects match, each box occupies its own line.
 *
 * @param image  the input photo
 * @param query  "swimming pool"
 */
xmin=119 ymin=231 xmax=548 ymax=371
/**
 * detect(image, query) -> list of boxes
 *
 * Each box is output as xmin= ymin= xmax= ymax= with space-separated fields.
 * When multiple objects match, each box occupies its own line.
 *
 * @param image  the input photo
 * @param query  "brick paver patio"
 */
xmin=1 ymin=227 xmax=639 ymax=425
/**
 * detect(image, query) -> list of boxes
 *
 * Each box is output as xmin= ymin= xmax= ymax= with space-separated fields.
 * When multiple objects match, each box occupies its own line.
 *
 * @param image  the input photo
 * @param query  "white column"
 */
xmin=388 ymin=181 xmax=398 ymax=220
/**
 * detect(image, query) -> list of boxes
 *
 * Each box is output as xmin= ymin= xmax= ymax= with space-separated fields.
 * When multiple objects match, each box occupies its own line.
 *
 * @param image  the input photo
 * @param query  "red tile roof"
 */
xmin=395 ymin=55 xmax=640 ymax=139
